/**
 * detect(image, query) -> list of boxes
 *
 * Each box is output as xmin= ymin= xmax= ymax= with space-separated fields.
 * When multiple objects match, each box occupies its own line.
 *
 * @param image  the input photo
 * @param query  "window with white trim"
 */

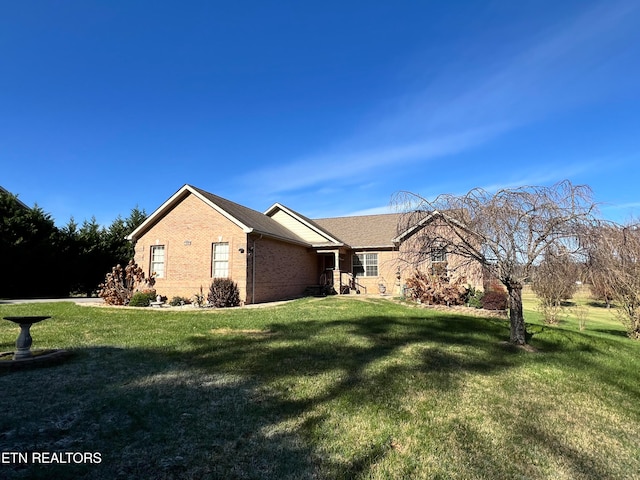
xmin=353 ymin=253 xmax=378 ymax=277
xmin=430 ymin=247 xmax=447 ymax=263
xmin=430 ymin=246 xmax=448 ymax=278
xmin=212 ymin=242 xmax=230 ymax=278
xmin=150 ymin=245 xmax=165 ymax=278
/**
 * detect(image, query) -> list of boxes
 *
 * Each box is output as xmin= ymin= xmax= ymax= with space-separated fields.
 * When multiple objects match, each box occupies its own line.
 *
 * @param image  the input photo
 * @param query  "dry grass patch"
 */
xmin=209 ymin=328 xmax=276 ymax=337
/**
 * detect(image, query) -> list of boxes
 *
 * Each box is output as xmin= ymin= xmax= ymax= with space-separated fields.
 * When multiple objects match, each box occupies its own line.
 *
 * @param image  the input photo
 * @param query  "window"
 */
xmin=150 ymin=245 xmax=165 ymax=278
xmin=430 ymin=247 xmax=447 ymax=263
xmin=212 ymin=242 xmax=230 ymax=277
xmin=353 ymin=253 xmax=378 ymax=277
xmin=430 ymin=247 xmax=448 ymax=278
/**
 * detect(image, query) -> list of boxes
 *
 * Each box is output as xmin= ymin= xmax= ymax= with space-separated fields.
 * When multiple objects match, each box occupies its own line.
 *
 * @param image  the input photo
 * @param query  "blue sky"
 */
xmin=2 ymin=0 xmax=640 ymax=226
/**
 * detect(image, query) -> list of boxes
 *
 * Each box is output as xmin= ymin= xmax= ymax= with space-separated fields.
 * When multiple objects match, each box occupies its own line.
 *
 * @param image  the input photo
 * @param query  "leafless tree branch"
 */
xmin=393 ymin=180 xmax=597 ymax=345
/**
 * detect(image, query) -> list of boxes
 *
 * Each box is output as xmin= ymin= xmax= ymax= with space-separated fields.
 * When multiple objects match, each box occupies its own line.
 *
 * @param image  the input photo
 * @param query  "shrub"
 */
xmin=98 ymin=260 xmax=155 ymax=306
xmin=192 ymin=286 xmax=206 ymax=307
xmin=531 ymin=249 xmax=579 ymax=321
xmin=465 ymin=288 xmax=484 ymax=309
xmin=482 ymin=290 xmax=508 ymax=310
xmin=129 ymin=290 xmax=157 ymax=307
xmin=207 ymin=279 xmax=241 ymax=308
xmin=537 ymin=302 xmax=565 ymax=325
xmin=405 ymin=270 xmax=469 ymax=306
xmin=169 ymin=296 xmax=190 ymax=306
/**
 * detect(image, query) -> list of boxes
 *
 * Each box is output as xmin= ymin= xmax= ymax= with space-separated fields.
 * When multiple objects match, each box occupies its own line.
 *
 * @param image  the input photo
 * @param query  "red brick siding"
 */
xmin=132 ymin=193 xmax=249 ymax=302
xmin=397 ymin=227 xmax=485 ymax=291
xmin=350 ymin=245 xmax=484 ymax=296
xmin=249 ymin=235 xmax=317 ymax=303
xmin=349 ymin=249 xmax=400 ymax=294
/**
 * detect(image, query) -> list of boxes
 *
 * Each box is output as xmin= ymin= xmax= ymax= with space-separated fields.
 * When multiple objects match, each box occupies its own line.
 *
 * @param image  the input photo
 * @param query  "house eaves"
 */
xmin=392 ymin=210 xmax=471 ymax=244
xmin=126 ymin=185 xmax=244 ymax=241
xmin=127 ymin=185 xmax=310 ymax=247
xmin=265 ymin=203 xmax=343 ymax=245
xmin=310 ymin=241 xmax=346 ymax=249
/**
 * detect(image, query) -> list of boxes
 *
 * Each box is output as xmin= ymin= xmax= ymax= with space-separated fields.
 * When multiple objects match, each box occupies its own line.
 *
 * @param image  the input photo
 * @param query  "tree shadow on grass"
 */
xmin=181 ymin=311 xmax=639 ymax=479
xmin=0 ymin=312 xmax=514 ymax=479
xmin=0 ymin=305 xmax=635 ymax=479
xmin=0 ymin=346 xmax=316 ymax=480
xmin=591 ymin=328 xmax=628 ymax=338
xmin=178 ymin=313 xmax=531 ymax=478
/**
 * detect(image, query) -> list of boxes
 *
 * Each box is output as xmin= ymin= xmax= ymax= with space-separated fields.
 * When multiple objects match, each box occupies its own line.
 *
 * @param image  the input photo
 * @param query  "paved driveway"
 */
xmin=0 ymin=298 xmax=104 ymax=305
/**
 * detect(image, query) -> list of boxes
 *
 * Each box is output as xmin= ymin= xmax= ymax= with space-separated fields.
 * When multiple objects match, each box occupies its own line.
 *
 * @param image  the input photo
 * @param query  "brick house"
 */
xmin=127 ymin=184 xmax=485 ymax=304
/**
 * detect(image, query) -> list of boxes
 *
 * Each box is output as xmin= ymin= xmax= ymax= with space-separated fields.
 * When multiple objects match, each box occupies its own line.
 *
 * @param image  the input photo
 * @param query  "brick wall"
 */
xmin=132 ymin=192 xmax=249 ymax=302
xmin=248 ymin=235 xmax=317 ymax=303
xmin=397 ymin=225 xmax=485 ymax=291
xmin=350 ymin=242 xmax=485 ymax=297
xmin=349 ymin=249 xmax=401 ymax=295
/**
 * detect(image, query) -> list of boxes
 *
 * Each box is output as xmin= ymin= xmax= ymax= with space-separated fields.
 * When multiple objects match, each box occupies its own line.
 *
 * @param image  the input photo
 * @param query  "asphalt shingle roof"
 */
xmin=189 ymin=186 xmax=309 ymax=245
xmin=313 ymin=213 xmax=402 ymax=248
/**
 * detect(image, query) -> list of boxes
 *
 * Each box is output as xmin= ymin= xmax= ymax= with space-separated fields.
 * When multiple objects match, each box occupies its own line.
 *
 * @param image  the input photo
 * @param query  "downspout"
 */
xmin=252 ymin=238 xmax=256 ymax=305
xmin=251 ymin=235 xmax=262 ymax=304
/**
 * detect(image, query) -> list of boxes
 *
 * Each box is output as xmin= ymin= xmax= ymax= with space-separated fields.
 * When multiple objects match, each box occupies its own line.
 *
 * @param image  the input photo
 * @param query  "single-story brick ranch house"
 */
xmin=127 ymin=184 xmax=486 ymax=304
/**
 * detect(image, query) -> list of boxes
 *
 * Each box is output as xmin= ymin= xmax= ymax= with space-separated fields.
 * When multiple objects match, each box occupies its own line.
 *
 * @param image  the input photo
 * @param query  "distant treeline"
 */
xmin=0 ymin=191 xmax=146 ymax=298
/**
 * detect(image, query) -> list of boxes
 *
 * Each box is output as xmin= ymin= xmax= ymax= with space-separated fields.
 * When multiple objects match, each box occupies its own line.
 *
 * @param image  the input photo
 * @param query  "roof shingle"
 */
xmin=313 ymin=213 xmax=402 ymax=248
xmin=189 ymin=186 xmax=309 ymax=244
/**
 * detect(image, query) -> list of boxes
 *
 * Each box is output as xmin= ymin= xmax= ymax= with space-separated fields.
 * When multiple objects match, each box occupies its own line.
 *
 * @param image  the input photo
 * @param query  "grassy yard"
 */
xmin=0 ymin=294 xmax=639 ymax=479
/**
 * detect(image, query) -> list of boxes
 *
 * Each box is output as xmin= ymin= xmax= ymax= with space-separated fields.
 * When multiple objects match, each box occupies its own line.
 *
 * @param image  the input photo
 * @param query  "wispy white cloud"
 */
xmin=599 ymin=202 xmax=640 ymax=223
xmin=341 ymin=156 xmax=608 ymax=217
xmin=235 ymin=0 xmax=640 ymax=216
xmin=602 ymin=202 xmax=640 ymax=210
xmin=241 ymin=124 xmax=508 ymax=195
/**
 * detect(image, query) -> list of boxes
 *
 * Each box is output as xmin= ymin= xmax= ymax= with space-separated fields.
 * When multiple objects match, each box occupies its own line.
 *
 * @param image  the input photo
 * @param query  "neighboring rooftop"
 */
xmin=0 ymin=186 xmax=31 ymax=211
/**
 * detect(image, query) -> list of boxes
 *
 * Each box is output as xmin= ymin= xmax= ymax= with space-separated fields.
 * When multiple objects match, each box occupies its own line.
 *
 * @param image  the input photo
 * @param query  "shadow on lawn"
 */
xmin=591 ymin=328 xmax=628 ymax=337
xmin=179 ymin=313 xmax=525 ymax=478
xmin=180 ymin=311 xmax=639 ymax=479
xmin=0 ymin=346 xmax=316 ymax=480
xmin=1 ymin=308 xmax=633 ymax=479
xmin=1 ymin=313 xmax=516 ymax=479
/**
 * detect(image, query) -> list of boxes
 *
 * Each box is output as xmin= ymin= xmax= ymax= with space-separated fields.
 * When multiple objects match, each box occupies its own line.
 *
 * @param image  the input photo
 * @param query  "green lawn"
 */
xmin=0 ymin=295 xmax=639 ymax=479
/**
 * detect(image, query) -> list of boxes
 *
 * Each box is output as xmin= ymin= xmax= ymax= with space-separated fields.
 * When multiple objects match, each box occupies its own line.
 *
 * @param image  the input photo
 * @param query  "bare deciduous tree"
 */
xmin=394 ymin=180 xmax=596 ymax=345
xmin=531 ymin=247 xmax=580 ymax=324
xmin=584 ymin=221 xmax=640 ymax=338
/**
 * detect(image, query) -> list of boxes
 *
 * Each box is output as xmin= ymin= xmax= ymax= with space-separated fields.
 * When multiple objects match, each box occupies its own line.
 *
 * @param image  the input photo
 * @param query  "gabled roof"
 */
xmin=127 ymin=185 xmax=309 ymax=245
xmin=392 ymin=209 xmax=472 ymax=244
xmin=126 ymin=185 xmax=467 ymax=250
xmin=313 ymin=213 xmax=403 ymax=249
xmin=264 ymin=203 xmax=343 ymax=246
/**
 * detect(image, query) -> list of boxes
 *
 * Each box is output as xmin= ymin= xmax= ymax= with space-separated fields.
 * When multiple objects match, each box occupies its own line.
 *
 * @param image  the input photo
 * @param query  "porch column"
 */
xmin=333 ymin=251 xmax=341 ymax=292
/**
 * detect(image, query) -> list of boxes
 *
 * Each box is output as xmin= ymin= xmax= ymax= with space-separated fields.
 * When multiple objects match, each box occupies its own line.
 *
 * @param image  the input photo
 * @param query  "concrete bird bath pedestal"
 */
xmin=4 ymin=316 xmax=51 ymax=359
xmin=1 ymin=316 xmax=70 ymax=368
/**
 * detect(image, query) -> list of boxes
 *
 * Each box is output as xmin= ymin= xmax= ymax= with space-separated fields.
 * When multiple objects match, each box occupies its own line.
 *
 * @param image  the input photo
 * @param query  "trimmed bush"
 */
xmin=169 ymin=296 xmax=190 ymax=306
xmin=129 ymin=290 xmax=157 ymax=307
xmin=482 ymin=290 xmax=508 ymax=310
xmin=207 ymin=278 xmax=241 ymax=308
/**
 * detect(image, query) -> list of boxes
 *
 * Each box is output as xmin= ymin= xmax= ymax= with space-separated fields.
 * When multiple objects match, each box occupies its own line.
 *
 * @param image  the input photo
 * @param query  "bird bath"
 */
xmin=3 ymin=316 xmax=51 ymax=360
xmin=1 ymin=315 xmax=70 ymax=368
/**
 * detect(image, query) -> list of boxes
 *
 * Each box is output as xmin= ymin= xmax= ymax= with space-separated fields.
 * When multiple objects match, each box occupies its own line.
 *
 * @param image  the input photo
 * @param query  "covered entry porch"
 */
xmin=315 ymin=248 xmax=367 ymax=295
